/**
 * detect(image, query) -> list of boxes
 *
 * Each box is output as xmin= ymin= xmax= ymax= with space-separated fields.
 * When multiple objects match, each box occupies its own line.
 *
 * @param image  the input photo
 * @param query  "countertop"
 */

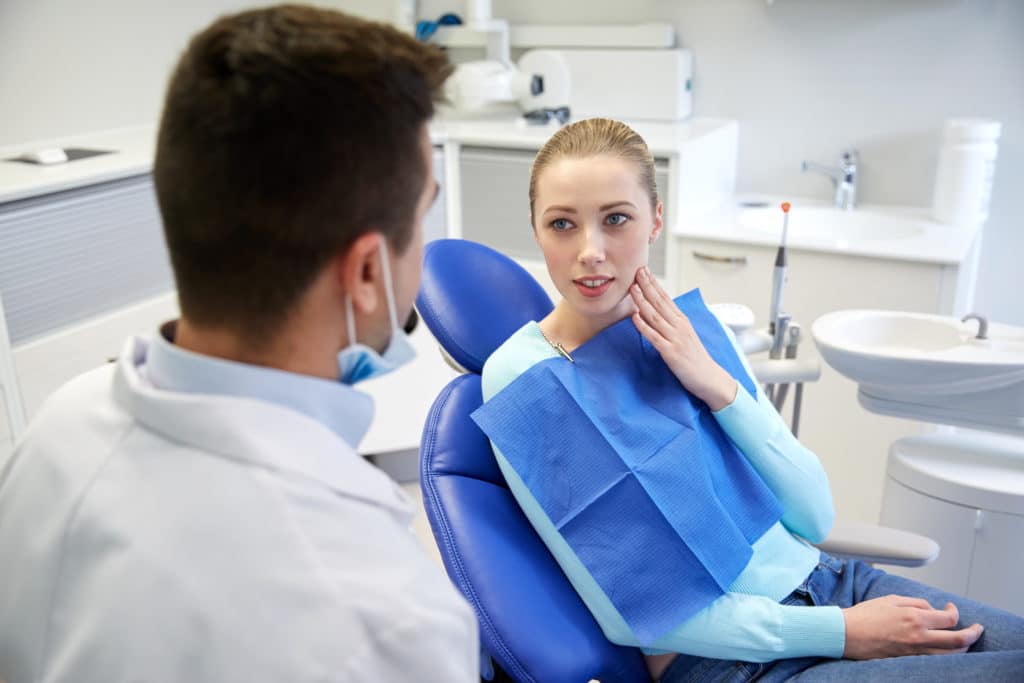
xmin=0 ymin=126 xmax=157 ymax=204
xmin=0 ymin=116 xmax=735 ymax=204
xmin=1 ymin=119 xmax=978 ymax=265
xmin=675 ymin=195 xmax=981 ymax=265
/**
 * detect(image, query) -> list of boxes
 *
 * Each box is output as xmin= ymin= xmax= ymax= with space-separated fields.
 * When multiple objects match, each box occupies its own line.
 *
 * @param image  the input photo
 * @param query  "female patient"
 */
xmin=478 ymin=118 xmax=1024 ymax=682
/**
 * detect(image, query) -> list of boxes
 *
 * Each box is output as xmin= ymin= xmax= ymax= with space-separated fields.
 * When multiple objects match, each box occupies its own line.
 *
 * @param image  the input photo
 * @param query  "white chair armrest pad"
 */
xmin=812 ymin=520 xmax=939 ymax=568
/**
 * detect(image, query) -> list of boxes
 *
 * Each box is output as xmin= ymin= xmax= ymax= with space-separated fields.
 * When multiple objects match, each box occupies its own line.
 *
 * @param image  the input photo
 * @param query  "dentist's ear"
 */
xmin=342 ymin=231 xmax=384 ymax=315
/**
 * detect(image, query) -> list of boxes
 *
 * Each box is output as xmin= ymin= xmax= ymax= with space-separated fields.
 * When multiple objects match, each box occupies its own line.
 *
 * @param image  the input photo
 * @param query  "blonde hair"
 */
xmin=529 ymin=117 xmax=658 ymax=226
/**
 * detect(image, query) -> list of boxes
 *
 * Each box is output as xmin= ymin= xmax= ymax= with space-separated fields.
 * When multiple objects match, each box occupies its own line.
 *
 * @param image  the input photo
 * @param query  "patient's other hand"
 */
xmin=842 ymin=595 xmax=983 ymax=659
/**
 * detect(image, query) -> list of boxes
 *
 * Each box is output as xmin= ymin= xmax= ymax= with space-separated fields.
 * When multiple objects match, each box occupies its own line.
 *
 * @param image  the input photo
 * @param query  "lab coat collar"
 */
xmin=146 ymin=321 xmax=374 ymax=449
xmin=113 ymin=335 xmax=412 ymax=517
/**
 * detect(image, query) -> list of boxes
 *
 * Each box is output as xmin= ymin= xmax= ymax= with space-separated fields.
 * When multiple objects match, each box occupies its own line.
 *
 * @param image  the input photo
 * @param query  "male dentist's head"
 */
xmin=152 ymin=5 xmax=450 ymax=381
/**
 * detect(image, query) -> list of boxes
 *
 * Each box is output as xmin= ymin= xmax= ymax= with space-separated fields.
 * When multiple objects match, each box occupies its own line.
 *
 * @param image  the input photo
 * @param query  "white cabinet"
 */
xmin=675 ymin=236 xmax=972 ymax=524
xmin=967 ymin=508 xmax=1024 ymax=613
xmin=0 ymin=172 xmax=178 ymax=458
xmin=423 ymin=147 xmax=447 ymax=244
xmin=0 ymin=169 xmax=175 ymax=457
xmin=0 ymin=293 xmax=179 ymax=461
xmin=882 ymin=477 xmax=1024 ymax=617
xmin=880 ymin=431 xmax=1024 ymax=617
xmin=880 ymin=478 xmax=978 ymax=595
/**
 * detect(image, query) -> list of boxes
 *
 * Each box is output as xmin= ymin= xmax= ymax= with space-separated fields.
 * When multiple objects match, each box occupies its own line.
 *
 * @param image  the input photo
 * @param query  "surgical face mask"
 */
xmin=338 ymin=239 xmax=417 ymax=384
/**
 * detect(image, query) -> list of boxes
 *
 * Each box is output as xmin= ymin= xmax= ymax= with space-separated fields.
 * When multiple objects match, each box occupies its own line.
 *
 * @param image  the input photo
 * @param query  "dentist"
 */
xmin=0 ymin=5 xmax=477 ymax=682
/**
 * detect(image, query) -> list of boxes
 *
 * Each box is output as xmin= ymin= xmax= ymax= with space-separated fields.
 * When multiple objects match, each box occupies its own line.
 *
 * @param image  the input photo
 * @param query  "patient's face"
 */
xmin=533 ymin=154 xmax=663 ymax=323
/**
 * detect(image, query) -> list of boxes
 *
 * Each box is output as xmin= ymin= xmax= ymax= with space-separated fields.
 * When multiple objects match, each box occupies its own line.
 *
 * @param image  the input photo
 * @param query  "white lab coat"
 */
xmin=0 ymin=336 xmax=478 ymax=683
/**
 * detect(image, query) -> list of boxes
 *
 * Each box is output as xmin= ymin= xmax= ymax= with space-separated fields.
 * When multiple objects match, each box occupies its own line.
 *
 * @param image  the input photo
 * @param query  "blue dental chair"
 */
xmin=415 ymin=239 xmax=939 ymax=682
xmin=416 ymin=239 xmax=649 ymax=682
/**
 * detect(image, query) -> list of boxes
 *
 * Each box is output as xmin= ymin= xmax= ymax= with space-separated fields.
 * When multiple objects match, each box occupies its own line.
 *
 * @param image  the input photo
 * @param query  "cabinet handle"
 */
xmin=692 ymin=250 xmax=748 ymax=266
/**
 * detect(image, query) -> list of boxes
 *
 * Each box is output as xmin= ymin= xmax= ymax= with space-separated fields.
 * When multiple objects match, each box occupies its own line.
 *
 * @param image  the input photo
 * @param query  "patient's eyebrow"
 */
xmin=542 ymin=200 xmax=638 ymax=216
xmin=600 ymin=201 xmax=637 ymax=211
xmin=542 ymin=205 xmax=578 ymax=215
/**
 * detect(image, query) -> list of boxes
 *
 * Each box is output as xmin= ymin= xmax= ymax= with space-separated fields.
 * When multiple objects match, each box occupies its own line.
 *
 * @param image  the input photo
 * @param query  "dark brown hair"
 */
xmin=153 ymin=4 xmax=451 ymax=335
xmin=529 ymin=118 xmax=658 ymax=226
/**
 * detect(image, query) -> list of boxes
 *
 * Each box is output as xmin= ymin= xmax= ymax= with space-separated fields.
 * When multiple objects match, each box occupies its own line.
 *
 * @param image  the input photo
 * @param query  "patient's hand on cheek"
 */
xmin=629 ymin=266 xmax=738 ymax=411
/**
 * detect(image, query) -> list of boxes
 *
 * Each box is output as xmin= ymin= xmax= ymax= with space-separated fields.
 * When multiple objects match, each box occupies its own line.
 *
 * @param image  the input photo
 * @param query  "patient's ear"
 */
xmin=341 ymin=232 xmax=383 ymax=314
xmin=649 ymin=201 xmax=665 ymax=243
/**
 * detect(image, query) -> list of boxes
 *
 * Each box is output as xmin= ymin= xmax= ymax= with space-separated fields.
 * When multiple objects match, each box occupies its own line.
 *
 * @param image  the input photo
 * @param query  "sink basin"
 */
xmin=738 ymin=206 xmax=926 ymax=245
xmin=813 ymin=310 xmax=1024 ymax=394
xmin=812 ymin=310 xmax=1024 ymax=434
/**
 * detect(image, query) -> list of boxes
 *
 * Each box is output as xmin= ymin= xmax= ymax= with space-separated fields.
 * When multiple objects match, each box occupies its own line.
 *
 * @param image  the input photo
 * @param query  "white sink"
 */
xmin=812 ymin=310 xmax=1024 ymax=434
xmin=738 ymin=205 xmax=926 ymax=245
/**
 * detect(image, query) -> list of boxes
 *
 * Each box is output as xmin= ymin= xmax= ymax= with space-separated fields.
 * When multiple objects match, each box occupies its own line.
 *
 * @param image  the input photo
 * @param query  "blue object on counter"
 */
xmin=471 ymin=289 xmax=782 ymax=645
xmin=415 ymin=13 xmax=463 ymax=42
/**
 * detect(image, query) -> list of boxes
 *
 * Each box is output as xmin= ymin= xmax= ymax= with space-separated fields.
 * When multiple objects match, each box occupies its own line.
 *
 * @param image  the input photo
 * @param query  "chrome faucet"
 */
xmin=802 ymin=149 xmax=859 ymax=210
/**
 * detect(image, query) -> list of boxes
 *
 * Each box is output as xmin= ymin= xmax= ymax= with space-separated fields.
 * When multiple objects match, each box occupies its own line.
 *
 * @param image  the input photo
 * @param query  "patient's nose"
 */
xmin=578 ymin=225 xmax=605 ymax=265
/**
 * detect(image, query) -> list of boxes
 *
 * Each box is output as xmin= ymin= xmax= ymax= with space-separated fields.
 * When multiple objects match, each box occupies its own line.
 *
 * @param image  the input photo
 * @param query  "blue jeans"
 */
xmin=659 ymin=553 xmax=1024 ymax=682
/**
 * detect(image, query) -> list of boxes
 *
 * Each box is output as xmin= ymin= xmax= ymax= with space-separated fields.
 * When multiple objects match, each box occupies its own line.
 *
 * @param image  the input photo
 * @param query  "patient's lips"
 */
xmin=574 ymin=275 xmax=614 ymax=298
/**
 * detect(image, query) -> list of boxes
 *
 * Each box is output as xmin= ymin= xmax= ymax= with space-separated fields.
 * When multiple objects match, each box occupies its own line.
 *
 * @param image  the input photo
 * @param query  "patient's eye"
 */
xmin=551 ymin=218 xmax=574 ymax=231
xmin=606 ymin=213 xmax=630 ymax=226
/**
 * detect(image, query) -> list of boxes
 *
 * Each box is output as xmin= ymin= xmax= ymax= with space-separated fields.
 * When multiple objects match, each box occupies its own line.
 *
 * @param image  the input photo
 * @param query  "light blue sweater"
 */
xmin=480 ymin=319 xmax=846 ymax=662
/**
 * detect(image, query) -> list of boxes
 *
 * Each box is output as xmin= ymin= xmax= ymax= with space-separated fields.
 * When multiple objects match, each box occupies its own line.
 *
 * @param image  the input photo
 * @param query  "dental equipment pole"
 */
xmin=766 ymin=202 xmax=791 ymax=404
xmin=769 ymin=201 xmax=791 ymax=341
xmin=773 ymin=323 xmax=801 ymax=413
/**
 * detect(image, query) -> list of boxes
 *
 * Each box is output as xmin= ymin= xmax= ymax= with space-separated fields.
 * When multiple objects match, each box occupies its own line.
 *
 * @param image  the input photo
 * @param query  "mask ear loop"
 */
xmin=378 ymin=238 xmax=401 ymax=333
xmin=344 ymin=293 xmax=358 ymax=347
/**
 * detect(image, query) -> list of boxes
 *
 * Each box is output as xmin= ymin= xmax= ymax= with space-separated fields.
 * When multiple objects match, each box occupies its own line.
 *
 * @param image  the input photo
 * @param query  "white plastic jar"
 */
xmin=931 ymin=118 xmax=1002 ymax=226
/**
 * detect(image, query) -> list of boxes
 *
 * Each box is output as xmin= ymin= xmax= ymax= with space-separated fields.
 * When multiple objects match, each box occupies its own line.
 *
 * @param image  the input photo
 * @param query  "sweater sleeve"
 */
xmin=710 ymin=322 xmax=835 ymax=543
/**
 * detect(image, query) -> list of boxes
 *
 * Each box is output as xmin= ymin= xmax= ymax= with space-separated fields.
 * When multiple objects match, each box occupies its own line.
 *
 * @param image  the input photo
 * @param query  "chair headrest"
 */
xmin=416 ymin=239 xmax=554 ymax=374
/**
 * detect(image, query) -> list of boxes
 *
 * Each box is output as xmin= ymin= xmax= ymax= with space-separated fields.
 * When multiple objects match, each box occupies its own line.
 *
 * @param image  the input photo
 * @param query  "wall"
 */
xmin=420 ymin=0 xmax=1024 ymax=325
xmin=3 ymin=0 xmax=1018 ymax=321
xmin=0 ymin=0 xmax=391 ymax=146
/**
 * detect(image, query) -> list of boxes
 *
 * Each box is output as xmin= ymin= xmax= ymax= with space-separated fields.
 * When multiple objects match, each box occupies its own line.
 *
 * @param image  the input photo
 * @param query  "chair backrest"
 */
xmin=416 ymin=239 xmax=648 ymax=682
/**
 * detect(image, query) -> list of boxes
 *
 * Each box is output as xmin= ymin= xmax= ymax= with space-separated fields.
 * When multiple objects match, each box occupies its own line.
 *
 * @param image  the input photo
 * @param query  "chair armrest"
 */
xmin=812 ymin=520 xmax=939 ymax=568
xmin=748 ymin=357 xmax=822 ymax=384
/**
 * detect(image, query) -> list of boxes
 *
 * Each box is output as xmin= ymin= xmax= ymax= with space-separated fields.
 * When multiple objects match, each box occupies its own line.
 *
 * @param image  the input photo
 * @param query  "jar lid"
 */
xmin=943 ymin=118 xmax=1002 ymax=143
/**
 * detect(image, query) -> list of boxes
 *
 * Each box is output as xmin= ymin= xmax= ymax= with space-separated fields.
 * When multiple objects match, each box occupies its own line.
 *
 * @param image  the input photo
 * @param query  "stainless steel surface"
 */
xmin=961 ymin=312 xmax=989 ymax=340
xmin=692 ymin=250 xmax=748 ymax=265
xmin=802 ymin=149 xmax=859 ymax=210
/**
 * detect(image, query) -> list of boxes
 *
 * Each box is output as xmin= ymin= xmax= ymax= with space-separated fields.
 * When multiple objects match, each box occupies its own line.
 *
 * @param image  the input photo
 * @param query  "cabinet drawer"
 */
xmin=678 ymin=240 xmax=775 ymax=320
xmin=460 ymin=147 xmax=669 ymax=276
xmin=678 ymin=238 xmax=946 ymax=324
xmin=0 ymin=175 xmax=173 ymax=345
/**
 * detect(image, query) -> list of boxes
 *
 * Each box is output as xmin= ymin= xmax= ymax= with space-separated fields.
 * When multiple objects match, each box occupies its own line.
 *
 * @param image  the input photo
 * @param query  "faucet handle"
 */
xmin=841 ymin=149 xmax=859 ymax=166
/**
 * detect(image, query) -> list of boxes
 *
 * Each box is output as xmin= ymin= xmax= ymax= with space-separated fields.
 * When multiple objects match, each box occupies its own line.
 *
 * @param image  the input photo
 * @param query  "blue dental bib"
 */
xmin=471 ymin=289 xmax=782 ymax=645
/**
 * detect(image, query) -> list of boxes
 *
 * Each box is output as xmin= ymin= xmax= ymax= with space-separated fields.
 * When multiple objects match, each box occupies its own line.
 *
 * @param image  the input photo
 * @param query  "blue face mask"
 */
xmin=338 ymin=239 xmax=417 ymax=385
